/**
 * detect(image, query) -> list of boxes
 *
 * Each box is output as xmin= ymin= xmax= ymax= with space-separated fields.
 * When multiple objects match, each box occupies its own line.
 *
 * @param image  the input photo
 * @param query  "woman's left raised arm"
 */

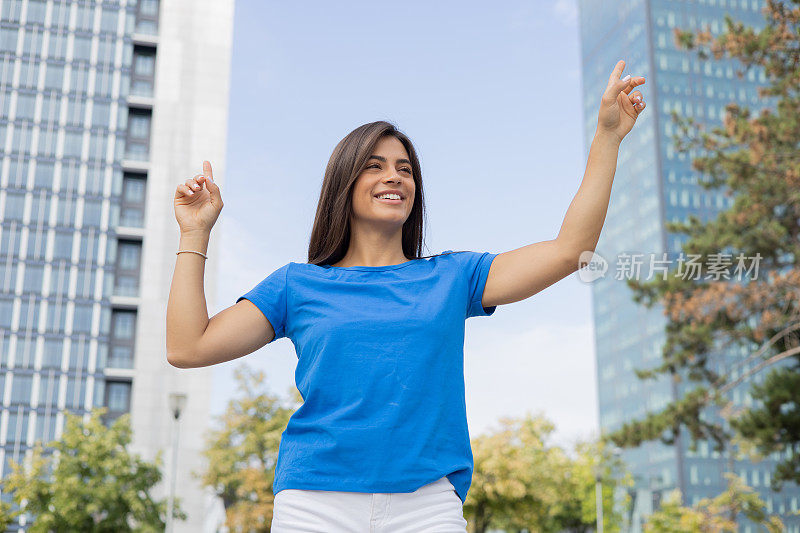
xmin=482 ymin=60 xmax=646 ymax=308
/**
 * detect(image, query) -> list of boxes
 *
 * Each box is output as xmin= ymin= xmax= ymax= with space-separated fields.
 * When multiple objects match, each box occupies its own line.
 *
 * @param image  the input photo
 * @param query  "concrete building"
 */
xmin=0 ymin=0 xmax=234 ymax=530
xmin=578 ymin=0 xmax=800 ymax=530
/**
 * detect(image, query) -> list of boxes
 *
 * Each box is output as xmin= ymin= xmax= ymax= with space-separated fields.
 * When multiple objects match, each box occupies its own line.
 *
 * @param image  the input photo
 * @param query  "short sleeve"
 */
xmin=236 ymin=263 xmax=291 ymax=342
xmin=444 ymin=250 xmax=499 ymax=318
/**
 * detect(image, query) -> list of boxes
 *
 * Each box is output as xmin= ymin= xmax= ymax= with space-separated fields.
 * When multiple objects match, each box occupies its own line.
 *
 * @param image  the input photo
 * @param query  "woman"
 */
xmin=166 ymin=60 xmax=645 ymax=531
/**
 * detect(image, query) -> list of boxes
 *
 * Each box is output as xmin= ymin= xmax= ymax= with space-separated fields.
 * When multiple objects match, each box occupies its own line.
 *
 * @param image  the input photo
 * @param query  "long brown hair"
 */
xmin=308 ymin=121 xmax=434 ymax=266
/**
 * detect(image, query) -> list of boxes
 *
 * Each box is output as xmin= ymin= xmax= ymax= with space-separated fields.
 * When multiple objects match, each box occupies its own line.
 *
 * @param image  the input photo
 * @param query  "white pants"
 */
xmin=271 ymin=476 xmax=468 ymax=532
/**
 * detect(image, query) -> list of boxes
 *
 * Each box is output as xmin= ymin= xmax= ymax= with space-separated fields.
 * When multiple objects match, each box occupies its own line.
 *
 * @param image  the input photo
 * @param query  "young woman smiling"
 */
xmin=166 ymin=60 xmax=646 ymax=531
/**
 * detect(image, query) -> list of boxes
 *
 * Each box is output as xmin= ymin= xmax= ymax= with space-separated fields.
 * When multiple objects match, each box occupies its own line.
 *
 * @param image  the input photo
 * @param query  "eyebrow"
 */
xmin=368 ymin=155 xmax=412 ymax=166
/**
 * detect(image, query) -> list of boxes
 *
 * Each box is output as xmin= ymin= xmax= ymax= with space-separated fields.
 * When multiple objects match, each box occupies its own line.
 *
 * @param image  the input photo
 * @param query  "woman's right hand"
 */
xmin=174 ymin=160 xmax=223 ymax=235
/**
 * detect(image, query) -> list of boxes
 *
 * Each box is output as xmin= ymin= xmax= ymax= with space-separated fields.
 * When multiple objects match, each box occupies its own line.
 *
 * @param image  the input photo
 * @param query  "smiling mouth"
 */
xmin=374 ymin=191 xmax=405 ymax=204
xmin=374 ymin=196 xmax=404 ymax=204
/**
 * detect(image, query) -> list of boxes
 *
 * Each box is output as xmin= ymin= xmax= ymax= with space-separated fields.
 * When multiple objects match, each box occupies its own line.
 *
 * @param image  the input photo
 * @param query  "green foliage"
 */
xmin=605 ymin=0 xmax=800 ymax=487
xmin=0 ymin=408 xmax=182 ymax=532
xmin=644 ymin=473 xmax=784 ymax=532
xmin=197 ymin=363 xmax=298 ymax=532
xmin=561 ymin=439 xmax=633 ymax=532
xmin=0 ymin=499 xmax=22 ymax=531
xmin=467 ymin=413 xmax=631 ymax=533
xmin=730 ymin=365 xmax=800 ymax=490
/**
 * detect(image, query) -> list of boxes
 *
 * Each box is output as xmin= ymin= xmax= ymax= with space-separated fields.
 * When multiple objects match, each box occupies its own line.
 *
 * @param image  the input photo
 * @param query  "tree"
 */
xmin=643 ymin=473 xmax=784 ymax=532
xmin=0 ymin=408 xmax=181 ymax=532
xmin=559 ymin=439 xmax=632 ymax=533
xmin=466 ymin=413 xmax=629 ymax=533
xmin=468 ymin=414 xmax=567 ymax=532
xmin=605 ymin=0 xmax=800 ymax=488
xmin=730 ymin=367 xmax=800 ymax=489
xmin=0 ymin=499 xmax=22 ymax=531
xmin=197 ymin=363 xmax=299 ymax=532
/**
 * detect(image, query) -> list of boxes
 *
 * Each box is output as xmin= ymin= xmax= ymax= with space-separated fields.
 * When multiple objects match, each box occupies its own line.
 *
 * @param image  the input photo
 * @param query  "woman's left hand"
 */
xmin=597 ymin=60 xmax=646 ymax=143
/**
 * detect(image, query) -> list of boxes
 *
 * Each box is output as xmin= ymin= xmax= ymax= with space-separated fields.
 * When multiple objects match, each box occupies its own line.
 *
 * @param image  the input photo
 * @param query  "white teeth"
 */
xmin=377 ymin=193 xmax=401 ymax=200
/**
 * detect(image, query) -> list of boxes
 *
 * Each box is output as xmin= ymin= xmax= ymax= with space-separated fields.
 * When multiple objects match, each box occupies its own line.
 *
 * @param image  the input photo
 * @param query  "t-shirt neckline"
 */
xmin=321 ymin=257 xmax=421 ymax=271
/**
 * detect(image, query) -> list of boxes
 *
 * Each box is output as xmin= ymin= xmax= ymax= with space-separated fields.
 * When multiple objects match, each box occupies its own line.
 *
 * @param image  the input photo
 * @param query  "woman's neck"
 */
xmin=332 ymin=225 xmax=408 ymax=268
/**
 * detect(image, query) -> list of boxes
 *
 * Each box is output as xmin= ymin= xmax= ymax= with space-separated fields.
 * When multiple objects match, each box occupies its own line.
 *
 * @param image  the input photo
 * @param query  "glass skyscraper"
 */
xmin=579 ymin=0 xmax=800 ymax=530
xmin=0 ymin=0 xmax=234 ymax=531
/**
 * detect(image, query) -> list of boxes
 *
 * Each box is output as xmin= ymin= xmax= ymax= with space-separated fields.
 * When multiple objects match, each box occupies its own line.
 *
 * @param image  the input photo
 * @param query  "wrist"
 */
xmin=594 ymin=128 xmax=623 ymax=147
xmin=179 ymin=231 xmax=210 ymax=254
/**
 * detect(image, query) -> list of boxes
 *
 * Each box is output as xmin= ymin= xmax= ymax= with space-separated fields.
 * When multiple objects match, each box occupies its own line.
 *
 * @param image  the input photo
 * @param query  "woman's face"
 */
xmin=350 ymin=135 xmax=416 ymax=229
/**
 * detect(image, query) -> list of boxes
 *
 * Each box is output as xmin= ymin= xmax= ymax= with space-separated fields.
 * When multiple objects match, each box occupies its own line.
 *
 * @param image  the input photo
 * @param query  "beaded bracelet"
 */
xmin=176 ymin=250 xmax=208 ymax=259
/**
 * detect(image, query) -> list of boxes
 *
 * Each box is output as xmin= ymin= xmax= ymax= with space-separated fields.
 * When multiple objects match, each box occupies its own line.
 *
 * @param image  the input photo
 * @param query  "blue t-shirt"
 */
xmin=236 ymin=249 xmax=498 ymax=504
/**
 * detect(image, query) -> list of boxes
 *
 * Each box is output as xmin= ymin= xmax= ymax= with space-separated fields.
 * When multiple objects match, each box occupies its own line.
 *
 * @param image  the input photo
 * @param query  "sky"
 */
xmin=207 ymin=0 xmax=605 ymax=449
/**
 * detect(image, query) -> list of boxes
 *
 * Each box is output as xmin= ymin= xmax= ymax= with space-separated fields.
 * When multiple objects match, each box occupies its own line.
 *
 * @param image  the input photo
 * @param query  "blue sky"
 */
xmin=210 ymin=0 xmax=606 ymax=447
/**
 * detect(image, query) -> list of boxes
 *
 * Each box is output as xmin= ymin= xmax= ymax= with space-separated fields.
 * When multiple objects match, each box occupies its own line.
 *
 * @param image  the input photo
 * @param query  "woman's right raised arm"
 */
xmin=165 ymin=161 xmax=276 ymax=369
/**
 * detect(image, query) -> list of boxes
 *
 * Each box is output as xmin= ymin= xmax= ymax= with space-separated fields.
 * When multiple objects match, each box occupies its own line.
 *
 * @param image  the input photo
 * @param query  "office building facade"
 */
xmin=0 ymin=0 xmax=234 ymax=530
xmin=578 ymin=0 xmax=800 ymax=530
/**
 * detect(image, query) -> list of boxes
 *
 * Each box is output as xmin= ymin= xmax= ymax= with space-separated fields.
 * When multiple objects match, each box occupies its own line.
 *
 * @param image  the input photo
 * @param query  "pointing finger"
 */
xmin=203 ymin=160 xmax=213 ymax=182
xmin=608 ymin=60 xmax=625 ymax=86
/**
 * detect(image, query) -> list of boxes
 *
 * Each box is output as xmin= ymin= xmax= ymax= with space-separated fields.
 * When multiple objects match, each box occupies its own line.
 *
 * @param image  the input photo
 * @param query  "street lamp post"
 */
xmin=595 ymin=472 xmax=604 ymax=533
xmin=595 ymin=446 xmax=622 ymax=533
xmin=166 ymin=392 xmax=187 ymax=533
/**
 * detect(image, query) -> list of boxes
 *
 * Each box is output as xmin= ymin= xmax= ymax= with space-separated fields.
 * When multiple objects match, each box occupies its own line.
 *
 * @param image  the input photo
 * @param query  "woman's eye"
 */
xmin=366 ymin=164 xmax=412 ymax=175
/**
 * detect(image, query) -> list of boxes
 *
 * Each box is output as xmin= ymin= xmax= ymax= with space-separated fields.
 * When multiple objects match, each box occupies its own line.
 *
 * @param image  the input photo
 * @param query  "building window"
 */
xmin=131 ymin=46 xmax=156 ymax=97
xmin=14 ymin=336 xmax=35 ymax=369
xmin=107 ymin=381 xmax=131 ymax=411
xmin=15 ymin=92 xmax=36 ymax=120
xmin=83 ymin=198 xmax=104 ymax=227
xmin=34 ymin=412 xmax=57 ymax=445
xmin=124 ymin=142 xmax=147 ymax=161
xmin=95 ymin=65 xmax=114 ymax=97
xmin=10 ymin=374 xmax=33 ymax=404
xmin=100 ymin=6 xmax=119 ymax=34
xmin=73 ymin=303 xmax=94 ymax=334
xmin=5 ymin=409 xmax=30 ymax=445
xmin=0 ymin=2 xmax=22 ymax=24
xmin=42 ymin=339 xmax=63 ymax=369
xmin=120 ymin=173 xmax=147 ymax=227
xmin=108 ymin=310 xmax=137 ymax=369
xmin=73 ymin=35 xmax=92 ymax=61
xmin=65 ymin=375 xmax=86 ymax=409
xmin=111 ymin=310 xmax=137 ymax=340
xmin=45 ymin=300 xmax=67 ymax=334
xmin=69 ymin=335 xmax=91 ymax=371
xmin=12 ymin=124 xmax=33 ymax=153
xmin=39 ymin=368 xmax=60 ymax=408
xmin=125 ymin=109 xmax=151 ymax=161
xmin=92 ymin=101 xmax=112 ymax=129
xmin=103 ymin=380 xmax=132 ymax=424
xmin=128 ymin=113 xmax=150 ymax=139
xmin=18 ymin=60 xmax=39 ymax=89
xmin=22 ymin=263 xmax=44 ymax=293
xmin=109 ymin=345 xmax=134 ymax=369
xmin=114 ymin=240 xmax=142 ymax=297
xmin=135 ymin=0 xmax=160 ymax=35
